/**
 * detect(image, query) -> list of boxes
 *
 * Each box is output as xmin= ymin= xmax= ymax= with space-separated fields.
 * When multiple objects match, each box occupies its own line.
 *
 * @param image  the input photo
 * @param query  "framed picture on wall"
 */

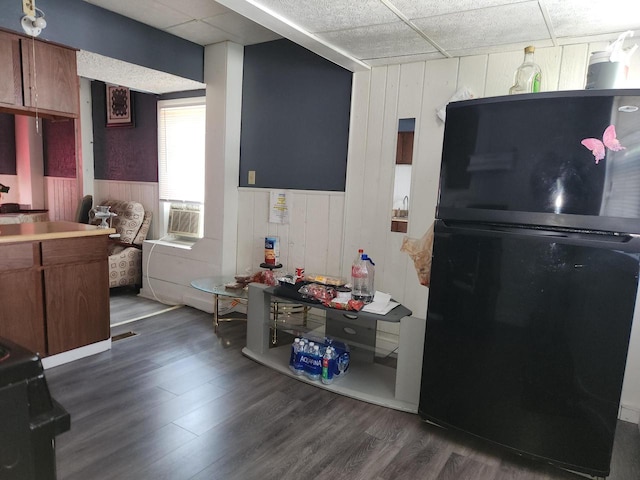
xmin=106 ymin=85 xmax=134 ymax=127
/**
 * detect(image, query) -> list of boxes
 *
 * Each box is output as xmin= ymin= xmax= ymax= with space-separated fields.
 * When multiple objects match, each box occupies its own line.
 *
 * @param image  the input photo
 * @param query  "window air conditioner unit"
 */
xmin=168 ymin=203 xmax=203 ymax=239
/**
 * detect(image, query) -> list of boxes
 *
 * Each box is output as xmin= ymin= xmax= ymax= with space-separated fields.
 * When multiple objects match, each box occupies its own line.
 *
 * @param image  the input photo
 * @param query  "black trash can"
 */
xmin=0 ymin=338 xmax=70 ymax=480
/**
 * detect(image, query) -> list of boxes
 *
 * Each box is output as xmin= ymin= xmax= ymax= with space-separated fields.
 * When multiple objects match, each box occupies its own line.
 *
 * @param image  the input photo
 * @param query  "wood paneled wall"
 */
xmin=93 ymin=179 xmax=159 ymax=238
xmin=236 ymin=188 xmax=345 ymax=277
xmin=342 ymin=41 xmax=640 ymax=322
xmin=44 ymin=177 xmax=77 ymax=221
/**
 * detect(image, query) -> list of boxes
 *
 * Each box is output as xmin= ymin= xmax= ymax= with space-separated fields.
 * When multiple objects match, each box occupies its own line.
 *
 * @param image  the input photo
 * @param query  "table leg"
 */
xmin=213 ymin=293 xmax=219 ymax=331
xmin=272 ymin=300 xmax=278 ymax=345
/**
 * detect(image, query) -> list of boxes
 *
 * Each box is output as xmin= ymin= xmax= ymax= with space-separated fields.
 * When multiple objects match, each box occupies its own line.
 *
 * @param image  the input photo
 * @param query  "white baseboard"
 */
xmin=42 ymin=339 xmax=111 ymax=369
xmin=619 ymin=403 xmax=640 ymax=424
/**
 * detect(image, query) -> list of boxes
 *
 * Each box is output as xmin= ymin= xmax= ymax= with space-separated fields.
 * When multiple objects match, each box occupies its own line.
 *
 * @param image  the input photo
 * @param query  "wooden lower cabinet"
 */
xmin=0 ymin=235 xmax=110 ymax=357
xmin=0 ymin=269 xmax=46 ymax=355
xmin=44 ymin=260 xmax=110 ymax=355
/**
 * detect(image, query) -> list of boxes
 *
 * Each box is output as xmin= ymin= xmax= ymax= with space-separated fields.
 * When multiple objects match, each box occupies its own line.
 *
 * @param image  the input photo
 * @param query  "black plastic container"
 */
xmin=0 ymin=337 xmax=70 ymax=480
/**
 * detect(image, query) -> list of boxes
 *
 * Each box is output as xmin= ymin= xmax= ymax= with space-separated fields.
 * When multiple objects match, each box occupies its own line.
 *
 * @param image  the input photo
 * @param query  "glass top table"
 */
xmin=191 ymin=277 xmax=309 ymax=338
xmin=191 ymin=277 xmax=249 ymax=330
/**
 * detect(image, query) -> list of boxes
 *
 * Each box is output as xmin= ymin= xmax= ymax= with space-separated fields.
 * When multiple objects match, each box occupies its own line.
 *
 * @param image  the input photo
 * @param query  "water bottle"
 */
xmin=289 ymin=338 xmax=305 ymax=376
xmin=321 ymin=347 xmax=336 ymax=385
xmin=305 ymin=344 xmax=322 ymax=381
xmin=289 ymin=338 xmax=300 ymax=369
xmin=362 ymin=254 xmax=375 ymax=302
xmin=302 ymin=341 xmax=315 ymax=378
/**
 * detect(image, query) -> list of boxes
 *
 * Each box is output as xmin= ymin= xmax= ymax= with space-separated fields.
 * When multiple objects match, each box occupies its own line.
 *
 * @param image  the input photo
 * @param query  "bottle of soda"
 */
xmin=352 ymin=252 xmax=375 ymax=303
xmin=321 ymin=346 xmax=336 ymax=385
xmin=351 ymin=249 xmax=368 ymax=302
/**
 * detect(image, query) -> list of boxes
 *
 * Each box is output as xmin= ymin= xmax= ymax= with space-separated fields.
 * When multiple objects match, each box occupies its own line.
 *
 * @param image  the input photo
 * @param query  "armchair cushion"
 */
xmin=108 ymin=245 xmax=142 ymax=288
xmin=101 ymin=199 xmax=145 ymax=244
xmin=97 ymin=199 xmax=152 ymax=288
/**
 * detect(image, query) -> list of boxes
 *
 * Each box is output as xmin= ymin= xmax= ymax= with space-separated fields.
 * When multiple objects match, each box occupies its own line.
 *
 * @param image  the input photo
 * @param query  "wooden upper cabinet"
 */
xmin=396 ymin=131 xmax=414 ymax=165
xmin=21 ymin=38 xmax=79 ymax=117
xmin=0 ymin=31 xmax=22 ymax=107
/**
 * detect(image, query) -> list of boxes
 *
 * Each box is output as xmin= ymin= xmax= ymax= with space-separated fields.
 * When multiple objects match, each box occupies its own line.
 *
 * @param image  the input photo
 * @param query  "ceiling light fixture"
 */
xmin=21 ymin=7 xmax=47 ymax=37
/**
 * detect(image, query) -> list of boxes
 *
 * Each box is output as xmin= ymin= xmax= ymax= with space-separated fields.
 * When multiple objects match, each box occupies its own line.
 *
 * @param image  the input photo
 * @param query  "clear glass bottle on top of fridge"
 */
xmin=509 ymin=46 xmax=542 ymax=94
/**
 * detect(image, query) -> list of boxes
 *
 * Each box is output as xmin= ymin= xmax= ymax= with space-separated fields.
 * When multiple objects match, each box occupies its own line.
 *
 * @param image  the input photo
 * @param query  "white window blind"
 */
xmin=158 ymin=99 xmax=206 ymax=203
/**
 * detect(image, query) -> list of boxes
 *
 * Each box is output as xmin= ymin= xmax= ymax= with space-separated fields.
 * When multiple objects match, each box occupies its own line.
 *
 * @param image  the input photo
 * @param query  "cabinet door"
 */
xmin=21 ymin=39 xmax=79 ymax=116
xmin=0 ymin=243 xmax=46 ymax=355
xmin=396 ymin=131 xmax=414 ymax=164
xmin=42 ymin=236 xmax=110 ymax=355
xmin=44 ymin=261 xmax=110 ymax=355
xmin=0 ymin=31 xmax=22 ymax=107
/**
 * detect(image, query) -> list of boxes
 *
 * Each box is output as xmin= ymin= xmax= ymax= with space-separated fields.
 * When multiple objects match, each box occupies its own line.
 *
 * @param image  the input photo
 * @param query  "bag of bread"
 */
xmin=400 ymin=222 xmax=434 ymax=287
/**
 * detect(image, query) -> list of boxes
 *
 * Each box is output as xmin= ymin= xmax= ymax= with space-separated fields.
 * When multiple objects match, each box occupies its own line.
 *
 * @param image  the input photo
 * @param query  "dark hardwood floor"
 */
xmin=46 ymin=305 xmax=640 ymax=480
xmin=108 ymin=287 xmax=181 ymax=325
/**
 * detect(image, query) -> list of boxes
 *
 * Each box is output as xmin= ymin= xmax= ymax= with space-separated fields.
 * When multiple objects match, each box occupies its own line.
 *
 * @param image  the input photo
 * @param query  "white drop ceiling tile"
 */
xmin=318 ymin=22 xmax=437 ymax=61
xmin=447 ymin=39 xmax=556 ymax=58
xmin=202 ymin=12 xmax=281 ymax=45
xmin=365 ymin=51 xmax=447 ymax=67
xmin=77 ymin=50 xmax=205 ymax=94
xmin=165 ymin=20 xmax=232 ymax=46
xmin=156 ymin=0 xmax=231 ymax=20
xmin=253 ymin=0 xmax=398 ymax=33
xmin=414 ymin=2 xmax=549 ymax=52
xmin=84 ymin=0 xmax=192 ymax=29
xmin=544 ymin=0 xmax=640 ymax=38
xmin=391 ymin=0 xmax=530 ymax=19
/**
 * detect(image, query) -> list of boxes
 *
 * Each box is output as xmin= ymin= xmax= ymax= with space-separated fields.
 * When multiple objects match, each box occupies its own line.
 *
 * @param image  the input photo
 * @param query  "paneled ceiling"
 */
xmin=81 ymin=0 xmax=640 ymax=92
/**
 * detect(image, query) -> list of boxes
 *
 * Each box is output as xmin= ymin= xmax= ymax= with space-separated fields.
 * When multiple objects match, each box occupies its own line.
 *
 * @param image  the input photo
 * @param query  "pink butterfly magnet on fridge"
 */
xmin=581 ymin=124 xmax=625 ymax=164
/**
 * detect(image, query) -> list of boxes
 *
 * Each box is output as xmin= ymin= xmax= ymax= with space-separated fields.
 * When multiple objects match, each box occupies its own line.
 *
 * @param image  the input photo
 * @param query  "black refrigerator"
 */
xmin=419 ymin=90 xmax=640 ymax=477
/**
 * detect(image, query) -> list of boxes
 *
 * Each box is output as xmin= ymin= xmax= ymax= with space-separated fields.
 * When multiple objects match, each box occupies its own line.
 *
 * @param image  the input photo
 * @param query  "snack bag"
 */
xmin=400 ymin=222 xmax=434 ymax=287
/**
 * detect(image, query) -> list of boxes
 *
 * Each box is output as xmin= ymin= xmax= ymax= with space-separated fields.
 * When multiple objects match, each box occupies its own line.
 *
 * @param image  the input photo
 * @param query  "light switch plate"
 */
xmin=248 ymin=170 xmax=256 ymax=185
xmin=23 ymin=0 xmax=35 ymax=17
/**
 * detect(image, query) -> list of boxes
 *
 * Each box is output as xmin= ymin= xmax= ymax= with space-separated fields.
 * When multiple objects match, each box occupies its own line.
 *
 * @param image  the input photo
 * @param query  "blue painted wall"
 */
xmin=0 ymin=0 xmax=203 ymax=82
xmin=240 ymin=39 xmax=352 ymax=191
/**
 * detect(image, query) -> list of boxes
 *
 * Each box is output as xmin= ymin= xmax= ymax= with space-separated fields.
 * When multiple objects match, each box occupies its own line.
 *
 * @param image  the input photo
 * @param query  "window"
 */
xmin=157 ymin=97 xmax=206 ymax=240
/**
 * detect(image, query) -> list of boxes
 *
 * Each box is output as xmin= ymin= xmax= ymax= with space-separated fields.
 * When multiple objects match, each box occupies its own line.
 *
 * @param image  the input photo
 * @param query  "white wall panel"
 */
xmin=341 ymin=70 xmax=371 ymax=276
xmin=558 ymin=44 xmax=589 ymax=90
xmin=457 ymin=55 xmax=486 ymax=99
xmin=0 ymin=174 xmax=19 ymax=204
xmin=94 ymin=179 xmax=159 ymax=237
xmin=236 ymin=188 xmax=345 ymax=277
xmin=485 ymin=50 xmax=522 ymax=97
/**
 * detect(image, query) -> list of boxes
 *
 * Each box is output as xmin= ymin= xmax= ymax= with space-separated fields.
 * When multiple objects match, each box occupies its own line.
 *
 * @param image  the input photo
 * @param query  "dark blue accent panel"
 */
xmin=240 ymin=39 xmax=352 ymax=191
xmin=0 ymin=0 xmax=203 ymax=82
xmin=398 ymin=118 xmax=415 ymax=132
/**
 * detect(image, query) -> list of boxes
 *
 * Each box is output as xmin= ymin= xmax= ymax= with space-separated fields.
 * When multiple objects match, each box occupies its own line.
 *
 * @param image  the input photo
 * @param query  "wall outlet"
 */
xmin=248 ymin=170 xmax=256 ymax=185
xmin=23 ymin=0 xmax=35 ymax=17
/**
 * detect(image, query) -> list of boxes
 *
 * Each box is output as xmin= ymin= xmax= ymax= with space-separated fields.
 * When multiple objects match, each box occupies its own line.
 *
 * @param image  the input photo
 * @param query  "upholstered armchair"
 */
xmin=96 ymin=200 xmax=152 ymax=288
